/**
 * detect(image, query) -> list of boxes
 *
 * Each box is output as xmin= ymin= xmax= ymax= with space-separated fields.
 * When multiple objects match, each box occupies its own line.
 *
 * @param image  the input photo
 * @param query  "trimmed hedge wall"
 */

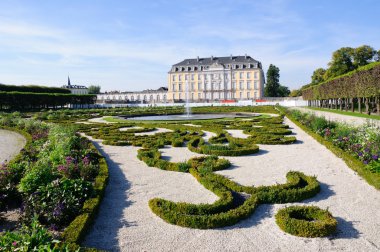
xmin=302 ymin=62 xmax=380 ymax=100
xmin=275 ymin=206 xmax=337 ymax=237
xmin=61 ymin=141 xmax=109 ymax=244
xmin=0 ymin=83 xmax=71 ymax=93
xmin=0 ymin=92 xmax=97 ymax=110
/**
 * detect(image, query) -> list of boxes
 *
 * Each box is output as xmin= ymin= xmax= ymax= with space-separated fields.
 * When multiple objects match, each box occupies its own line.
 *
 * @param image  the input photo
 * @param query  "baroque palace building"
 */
xmin=168 ymin=55 xmax=265 ymax=102
xmin=97 ymin=55 xmax=265 ymax=104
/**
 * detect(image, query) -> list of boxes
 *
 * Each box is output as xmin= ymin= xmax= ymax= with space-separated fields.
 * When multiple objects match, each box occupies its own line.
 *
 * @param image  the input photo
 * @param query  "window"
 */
xmin=247 ymin=81 xmax=251 ymax=90
xmin=172 ymin=84 xmax=175 ymax=91
xmin=173 ymin=93 xmax=175 ymax=100
xmin=198 ymin=93 xmax=201 ymax=99
xmin=163 ymin=95 xmax=167 ymax=102
xmin=179 ymin=75 xmax=182 ymax=81
xmin=172 ymin=75 xmax=176 ymax=81
xmin=185 ymin=75 xmax=188 ymax=81
xmin=254 ymin=81 xmax=258 ymax=89
xmin=247 ymin=72 xmax=251 ymax=79
xmin=198 ymin=74 xmax=201 ymax=80
xmin=232 ymin=81 xmax=236 ymax=89
xmin=157 ymin=95 xmax=160 ymax=102
xmin=191 ymin=82 xmax=195 ymax=91
xmin=224 ymin=74 xmax=228 ymax=79
xmin=254 ymin=72 xmax=258 ymax=79
xmin=254 ymin=92 xmax=257 ymax=99
xmin=191 ymin=74 xmax=194 ymax=80
xmin=239 ymin=81 xmax=244 ymax=90
xmin=239 ymin=92 xmax=242 ymax=98
xmin=247 ymin=92 xmax=250 ymax=99
xmin=239 ymin=72 xmax=243 ymax=79
xmin=198 ymin=83 xmax=202 ymax=90
xmin=191 ymin=93 xmax=194 ymax=100
xmin=179 ymin=84 xmax=182 ymax=91
xmin=232 ymin=73 xmax=236 ymax=79
xmin=179 ymin=93 xmax=182 ymax=100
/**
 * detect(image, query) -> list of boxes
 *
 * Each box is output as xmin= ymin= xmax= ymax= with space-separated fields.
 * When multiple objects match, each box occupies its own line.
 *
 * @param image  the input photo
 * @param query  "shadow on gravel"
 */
xmin=333 ymin=217 xmax=360 ymax=240
xmin=82 ymin=141 xmax=134 ymax=251
xmin=220 ymin=204 xmax=274 ymax=230
xmin=303 ymin=182 xmax=336 ymax=203
xmin=293 ymin=139 xmax=304 ymax=144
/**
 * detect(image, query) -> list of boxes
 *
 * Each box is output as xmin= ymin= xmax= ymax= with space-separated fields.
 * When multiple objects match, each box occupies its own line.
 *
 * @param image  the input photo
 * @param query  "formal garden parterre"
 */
xmin=2 ymin=105 xmax=380 ymax=251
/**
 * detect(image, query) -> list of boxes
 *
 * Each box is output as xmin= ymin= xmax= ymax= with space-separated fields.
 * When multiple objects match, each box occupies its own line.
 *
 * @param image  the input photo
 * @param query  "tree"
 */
xmin=375 ymin=50 xmax=380 ymax=62
xmin=88 ymin=85 xmax=101 ymax=94
xmin=353 ymin=45 xmax=376 ymax=67
xmin=264 ymin=64 xmax=280 ymax=97
xmin=324 ymin=47 xmax=355 ymax=79
xmin=289 ymin=89 xmax=302 ymax=97
xmin=278 ymin=85 xmax=290 ymax=97
xmin=311 ymin=68 xmax=326 ymax=85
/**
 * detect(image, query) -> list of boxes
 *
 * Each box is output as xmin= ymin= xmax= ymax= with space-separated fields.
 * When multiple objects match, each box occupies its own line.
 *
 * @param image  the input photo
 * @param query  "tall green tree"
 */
xmin=353 ymin=45 xmax=376 ymax=67
xmin=264 ymin=64 xmax=280 ymax=97
xmin=324 ymin=47 xmax=355 ymax=79
xmin=278 ymin=85 xmax=290 ymax=97
xmin=311 ymin=68 xmax=326 ymax=85
xmin=88 ymin=85 xmax=101 ymax=94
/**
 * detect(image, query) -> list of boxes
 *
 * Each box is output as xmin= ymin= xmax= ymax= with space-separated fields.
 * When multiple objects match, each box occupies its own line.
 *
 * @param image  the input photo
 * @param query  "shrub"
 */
xmin=275 ymin=206 xmax=337 ymax=237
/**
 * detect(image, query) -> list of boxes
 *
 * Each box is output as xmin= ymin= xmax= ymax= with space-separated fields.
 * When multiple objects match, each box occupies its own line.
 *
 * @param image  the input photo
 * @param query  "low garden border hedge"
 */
xmin=275 ymin=206 xmax=337 ymax=237
xmin=278 ymin=106 xmax=380 ymax=190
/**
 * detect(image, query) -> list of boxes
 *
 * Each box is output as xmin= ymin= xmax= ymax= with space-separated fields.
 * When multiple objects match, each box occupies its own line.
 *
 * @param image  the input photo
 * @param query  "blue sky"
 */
xmin=0 ymin=0 xmax=379 ymax=91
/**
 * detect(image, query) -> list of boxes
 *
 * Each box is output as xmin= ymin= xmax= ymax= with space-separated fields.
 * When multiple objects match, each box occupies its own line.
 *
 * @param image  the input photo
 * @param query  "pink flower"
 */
xmin=12 ymin=241 xmax=18 ymax=246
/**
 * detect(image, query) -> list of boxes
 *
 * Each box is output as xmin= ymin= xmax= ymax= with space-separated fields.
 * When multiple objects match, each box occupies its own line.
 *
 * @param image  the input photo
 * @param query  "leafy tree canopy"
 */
xmin=88 ymin=85 xmax=101 ymax=94
xmin=311 ymin=68 xmax=326 ymax=85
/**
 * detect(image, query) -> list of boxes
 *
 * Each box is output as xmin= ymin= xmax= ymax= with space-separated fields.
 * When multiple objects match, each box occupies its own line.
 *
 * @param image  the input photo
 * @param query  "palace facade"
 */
xmin=96 ymin=87 xmax=168 ymax=104
xmin=167 ymin=55 xmax=265 ymax=102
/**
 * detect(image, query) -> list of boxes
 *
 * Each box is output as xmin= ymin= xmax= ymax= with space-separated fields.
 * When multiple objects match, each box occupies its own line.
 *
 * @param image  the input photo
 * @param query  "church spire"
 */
xmin=68 ymin=76 xmax=71 ymax=86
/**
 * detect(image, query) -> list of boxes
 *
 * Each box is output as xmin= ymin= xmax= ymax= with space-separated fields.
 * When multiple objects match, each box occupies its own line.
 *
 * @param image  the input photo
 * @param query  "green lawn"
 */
xmin=304 ymin=107 xmax=380 ymax=120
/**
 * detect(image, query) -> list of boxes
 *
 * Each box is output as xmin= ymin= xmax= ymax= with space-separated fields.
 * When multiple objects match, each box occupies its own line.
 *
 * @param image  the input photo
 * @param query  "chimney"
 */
xmin=245 ymin=54 xmax=247 ymax=59
xmin=197 ymin=56 xmax=199 ymax=62
xmin=211 ymin=55 xmax=213 ymax=61
xmin=230 ymin=54 xmax=233 ymax=60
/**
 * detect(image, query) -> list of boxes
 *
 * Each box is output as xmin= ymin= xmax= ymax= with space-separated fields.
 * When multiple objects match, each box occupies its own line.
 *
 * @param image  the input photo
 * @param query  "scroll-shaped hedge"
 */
xmin=275 ymin=206 xmax=337 ymax=237
xmin=187 ymin=136 xmax=260 ymax=156
xmin=149 ymin=170 xmax=320 ymax=229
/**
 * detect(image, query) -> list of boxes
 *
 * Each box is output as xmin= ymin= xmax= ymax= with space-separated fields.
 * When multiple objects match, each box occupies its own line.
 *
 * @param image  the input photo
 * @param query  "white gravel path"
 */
xmin=201 ymin=130 xmax=217 ymax=141
xmin=88 ymin=117 xmax=117 ymax=124
xmin=83 ymin=117 xmax=380 ymax=252
xmin=134 ymin=128 xmax=173 ymax=136
xmin=0 ymin=129 xmax=26 ymax=163
xmin=226 ymin=129 xmax=250 ymax=139
xmin=293 ymin=107 xmax=380 ymax=127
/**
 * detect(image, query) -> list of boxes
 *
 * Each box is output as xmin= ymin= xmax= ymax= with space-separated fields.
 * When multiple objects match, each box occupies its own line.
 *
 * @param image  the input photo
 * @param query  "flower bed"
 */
xmin=281 ymin=107 xmax=380 ymax=189
xmin=0 ymin=113 xmax=108 ymax=250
